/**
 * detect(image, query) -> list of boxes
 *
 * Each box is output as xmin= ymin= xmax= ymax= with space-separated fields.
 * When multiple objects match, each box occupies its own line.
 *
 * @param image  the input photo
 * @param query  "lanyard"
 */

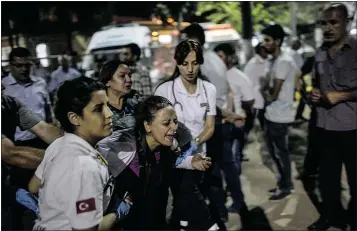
xmin=96 ymin=151 xmax=109 ymax=166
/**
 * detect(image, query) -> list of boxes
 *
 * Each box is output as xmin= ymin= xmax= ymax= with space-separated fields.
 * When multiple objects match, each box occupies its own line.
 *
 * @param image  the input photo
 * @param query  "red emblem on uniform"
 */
xmin=76 ymin=198 xmax=96 ymax=214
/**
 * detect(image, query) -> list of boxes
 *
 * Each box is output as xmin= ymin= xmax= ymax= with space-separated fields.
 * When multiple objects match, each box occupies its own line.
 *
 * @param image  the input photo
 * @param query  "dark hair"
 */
xmin=9 ymin=47 xmax=31 ymax=63
xmin=124 ymin=43 xmax=141 ymax=61
xmin=54 ymin=77 xmax=106 ymax=133
xmin=175 ymin=39 xmax=204 ymax=65
xmin=156 ymin=39 xmax=208 ymax=88
xmin=99 ymin=59 xmax=127 ymax=86
xmin=254 ymin=42 xmax=263 ymax=54
xmin=323 ymin=3 xmax=349 ymax=20
xmin=134 ymin=95 xmax=173 ymax=135
xmin=213 ymin=43 xmax=236 ymax=56
xmin=291 ymin=39 xmax=302 ymax=51
xmin=261 ymin=24 xmax=286 ymax=46
xmin=181 ymin=23 xmax=206 ymax=45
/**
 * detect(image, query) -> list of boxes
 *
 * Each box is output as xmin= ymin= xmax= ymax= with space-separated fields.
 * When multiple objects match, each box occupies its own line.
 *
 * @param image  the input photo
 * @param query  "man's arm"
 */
xmin=1 ymin=137 xmax=44 ymax=169
xmin=30 ymin=121 xmax=62 ymax=144
xmin=324 ymin=90 xmax=357 ymax=105
xmin=295 ymin=71 xmax=303 ymax=92
xmin=264 ymin=79 xmax=284 ymax=102
xmin=14 ymin=96 xmax=61 ymax=143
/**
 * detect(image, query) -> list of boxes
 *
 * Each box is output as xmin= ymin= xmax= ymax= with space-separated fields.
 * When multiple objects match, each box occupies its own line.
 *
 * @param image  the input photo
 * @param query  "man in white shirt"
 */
xmin=210 ymin=42 xmax=254 ymax=226
xmin=261 ymin=24 xmax=298 ymax=201
xmin=47 ymin=55 xmax=81 ymax=96
xmin=214 ymin=43 xmax=255 ymax=161
xmin=244 ymin=43 xmax=269 ymax=129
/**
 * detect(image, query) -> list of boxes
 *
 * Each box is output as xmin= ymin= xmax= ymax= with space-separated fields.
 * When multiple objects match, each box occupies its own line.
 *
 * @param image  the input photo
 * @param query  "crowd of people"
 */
xmin=1 ymin=3 xmax=356 ymax=231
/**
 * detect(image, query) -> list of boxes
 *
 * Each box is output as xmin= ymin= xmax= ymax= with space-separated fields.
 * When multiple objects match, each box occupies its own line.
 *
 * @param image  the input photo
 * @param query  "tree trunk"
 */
xmin=240 ymin=2 xmax=254 ymax=66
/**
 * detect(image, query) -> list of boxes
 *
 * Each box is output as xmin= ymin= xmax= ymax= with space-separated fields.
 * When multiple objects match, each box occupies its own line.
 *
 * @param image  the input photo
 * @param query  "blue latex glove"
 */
xmin=16 ymin=188 xmax=39 ymax=216
xmin=175 ymin=140 xmax=198 ymax=167
xmin=116 ymin=200 xmax=131 ymax=221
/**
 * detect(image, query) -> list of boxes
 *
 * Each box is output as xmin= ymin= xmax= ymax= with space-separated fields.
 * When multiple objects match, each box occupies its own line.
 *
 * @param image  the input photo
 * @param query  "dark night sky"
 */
xmin=2 ymin=1 xmax=202 ymax=35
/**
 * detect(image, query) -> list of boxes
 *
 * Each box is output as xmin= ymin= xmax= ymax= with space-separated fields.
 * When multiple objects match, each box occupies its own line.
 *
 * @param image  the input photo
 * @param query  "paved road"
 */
xmin=224 ymin=120 xmax=349 ymax=230
xmin=224 ymin=121 xmax=319 ymax=230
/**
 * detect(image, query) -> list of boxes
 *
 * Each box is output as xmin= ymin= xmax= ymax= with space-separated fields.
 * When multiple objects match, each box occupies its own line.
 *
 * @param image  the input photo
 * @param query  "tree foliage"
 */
xmin=196 ymin=2 xmax=324 ymax=34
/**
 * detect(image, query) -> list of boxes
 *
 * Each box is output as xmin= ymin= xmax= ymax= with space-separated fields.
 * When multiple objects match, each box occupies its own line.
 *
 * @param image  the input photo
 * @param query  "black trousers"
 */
xmin=303 ymin=107 xmax=319 ymax=176
xmin=300 ymin=107 xmax=324 ymax=215
xmin=170 ymin=169 xmax=216 ymax=230
xmin=264 ymin=120 xmax=293 ymax=191
xmin=316 ymin=128 xmax=356 ymax=229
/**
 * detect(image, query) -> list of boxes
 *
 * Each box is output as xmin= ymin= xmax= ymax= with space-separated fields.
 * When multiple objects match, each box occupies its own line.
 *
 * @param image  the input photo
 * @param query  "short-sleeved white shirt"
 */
xmin=201 ymin=51 xmax=229 ymax=109
xmin=33 ymin=133 xmax=114 ymax=230
xmin=155 ymin=77 xmax=216 ymax=140
xmin=264 ymin=52 xmax=298 ymax=123
xmin=226 ymin=67 xmax=255 ymax=117
xmin=243 ymin=54 xmax=269 ymax=109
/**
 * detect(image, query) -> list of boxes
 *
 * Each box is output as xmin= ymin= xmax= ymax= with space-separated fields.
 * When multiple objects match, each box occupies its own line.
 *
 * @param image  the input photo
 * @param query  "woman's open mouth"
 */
xmin=165 ymin=134 xmax=174 ymax=142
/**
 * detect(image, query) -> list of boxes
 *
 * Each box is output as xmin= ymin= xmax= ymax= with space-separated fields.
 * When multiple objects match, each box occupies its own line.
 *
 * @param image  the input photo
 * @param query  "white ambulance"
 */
xmin=82 ymin=23 xmax=152 ymax=77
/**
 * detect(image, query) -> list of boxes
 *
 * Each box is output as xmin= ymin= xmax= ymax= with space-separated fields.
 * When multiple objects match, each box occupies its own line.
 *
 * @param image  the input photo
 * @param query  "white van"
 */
xmin=82 ymin=23 xmax=152 ymax=76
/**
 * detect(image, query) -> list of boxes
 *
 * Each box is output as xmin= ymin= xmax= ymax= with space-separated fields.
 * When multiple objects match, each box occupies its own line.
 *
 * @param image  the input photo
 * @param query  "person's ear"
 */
xmin=144 ymin=121 xmax=151 ymax=133
xmin=68 ymin=112 xmax=81 ymax=127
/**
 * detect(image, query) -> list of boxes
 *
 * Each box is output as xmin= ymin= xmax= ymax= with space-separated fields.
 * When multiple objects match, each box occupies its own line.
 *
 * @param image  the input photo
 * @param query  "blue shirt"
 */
xmin=2 ymin=74 xmax=52 ymax=141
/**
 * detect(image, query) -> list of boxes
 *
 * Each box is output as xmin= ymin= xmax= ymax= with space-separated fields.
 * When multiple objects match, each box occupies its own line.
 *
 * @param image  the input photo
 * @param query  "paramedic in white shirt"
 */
xmin=155 ymin=39 xmax=218 ymax=229
xmin=155 ymin=39 xmax=216 ymax=153
xmin=261 ymin=24 xmax=298 ymax=201
xmin=179 ymin=25 xmax=247 ymax=228
xmin=31 ymin=77 xmax=130 ymax=230
xmin=47 ymin=55 xmax=81 ymax=95
xmin=180 ymin=23 xmax=242 ymax=124
xmin=244 ymin=43 xmax=269 ymax=129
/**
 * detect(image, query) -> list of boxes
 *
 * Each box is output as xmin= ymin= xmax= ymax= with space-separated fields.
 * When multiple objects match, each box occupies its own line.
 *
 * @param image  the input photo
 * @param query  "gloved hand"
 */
xmin=175 ymin=140 xmax=198 ymax=167
xmin=116 ymin=200 xmax=131 ymax=221
xmin=16 ymin=188 xmax=39 ymax=216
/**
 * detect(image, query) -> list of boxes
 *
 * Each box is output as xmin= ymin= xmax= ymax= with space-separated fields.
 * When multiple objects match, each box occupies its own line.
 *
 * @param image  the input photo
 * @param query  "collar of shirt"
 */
xmin=175 ymin=76 xmax=203 ymax=97
xmin=63 ymin=132 xmax=98 ymax=159
xmin=5 ymin=73 xmax=38 ymax=86
xmin=321 ymin=35 xmax=355 ymax=51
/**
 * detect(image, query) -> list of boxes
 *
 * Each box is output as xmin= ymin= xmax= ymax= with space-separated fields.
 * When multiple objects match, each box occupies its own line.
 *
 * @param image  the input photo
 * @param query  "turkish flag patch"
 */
xmin=76 ymin=198 xmax=96 ymax=214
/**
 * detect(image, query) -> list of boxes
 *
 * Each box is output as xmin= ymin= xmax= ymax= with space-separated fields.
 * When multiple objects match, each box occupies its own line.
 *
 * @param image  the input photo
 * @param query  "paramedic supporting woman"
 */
xmin=97 ymin=95 xmax=216 ymax=230
xmin=155 ymin=39 xmax=216 ymax=154
xmin=32 ymin=77 xmax=130 ymax=230
xmin=155 ymin=39 xmax=217 ymax=229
